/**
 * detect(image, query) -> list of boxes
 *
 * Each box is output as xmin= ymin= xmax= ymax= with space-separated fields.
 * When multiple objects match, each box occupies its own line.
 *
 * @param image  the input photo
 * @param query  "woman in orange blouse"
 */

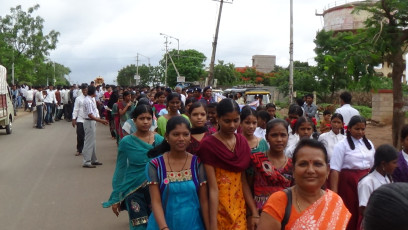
xmin=258 ymin=139 xmax=350 ymax=230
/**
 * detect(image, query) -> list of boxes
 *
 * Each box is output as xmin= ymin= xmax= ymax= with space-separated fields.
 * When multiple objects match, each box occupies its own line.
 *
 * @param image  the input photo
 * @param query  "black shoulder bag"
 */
xmin=281 ymin=188 xmax=292 ymax=230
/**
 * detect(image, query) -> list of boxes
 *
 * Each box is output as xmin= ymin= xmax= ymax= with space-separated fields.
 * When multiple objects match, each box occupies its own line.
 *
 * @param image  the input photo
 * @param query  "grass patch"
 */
xmin=274 ymin=101 xmax=289 ymax=109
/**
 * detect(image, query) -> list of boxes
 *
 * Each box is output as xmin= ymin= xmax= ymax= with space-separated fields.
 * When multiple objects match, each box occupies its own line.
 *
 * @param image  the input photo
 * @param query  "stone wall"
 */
xmin=371 ymin=89 xmax=393 ymax=124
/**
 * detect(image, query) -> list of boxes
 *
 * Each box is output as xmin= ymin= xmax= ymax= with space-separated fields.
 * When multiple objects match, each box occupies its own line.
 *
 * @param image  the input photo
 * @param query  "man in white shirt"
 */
xmin=44 ymin=85 xmax=56 ymax=124
xmin=72 ymin=84 xmax=88 ymax=156
xmin=25 ymin=86 xmax=34 ymax=112
xmin=335 ymin=91 xmax=360 ymax=127
xmin=81 ymin=85 xmax=108 ymax=168
xmin=61 ymin=86 xmax=70 ymax=121
xmin=175 ymin=86 xmax=186 ymax=105
xmin=35 ymin=86 xmax=45 ymax=129
xmin=21 ymin=84 xmax=28 ymax=111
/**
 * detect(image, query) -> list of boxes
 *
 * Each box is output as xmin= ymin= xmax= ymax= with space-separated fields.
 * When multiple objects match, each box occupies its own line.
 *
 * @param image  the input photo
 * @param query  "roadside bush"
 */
xmin=354 ymin=105 xmax=372 ymax=119
xmin=274 ymin=101 xmax=289 ymax=109
xmin=317 ymin=103 xmax=372 ymax=119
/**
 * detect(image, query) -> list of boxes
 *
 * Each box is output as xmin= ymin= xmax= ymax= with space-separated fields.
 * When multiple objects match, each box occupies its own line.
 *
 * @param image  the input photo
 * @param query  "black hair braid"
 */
xmin=362 ymin=135 xmax=373 ymax=150
xmin=147 ymin=140 xmax=170 ymax=158
xmin=346 ymin=130 xmax=356 ymax=150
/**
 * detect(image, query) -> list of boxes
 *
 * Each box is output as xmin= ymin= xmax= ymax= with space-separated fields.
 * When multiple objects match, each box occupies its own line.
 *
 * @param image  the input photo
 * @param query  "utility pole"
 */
xmin=11 ymin=62 xmax=14 ymax=85
xmin=160 ymin=33 xmax=179 ymax=86
xmin=136 ymin=53 xmax=139 ymax=76
xmin=208 ymin=0 xmax=233 ymax=86
xmin=53 ymin=62 xmax=56 ymax=85
xmin=164 ymin=36 xmax=168 ymax=86
xmin=289 ymin=0 xmax=294 ymax=104
xmin=11 ymin=49 xmax=15 ymax=85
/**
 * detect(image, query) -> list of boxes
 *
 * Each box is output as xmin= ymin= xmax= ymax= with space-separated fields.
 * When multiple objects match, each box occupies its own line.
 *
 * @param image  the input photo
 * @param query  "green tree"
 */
xmin=213 ymin=60 xmax=237 ymax=85
xmin=271 ymin=62 xmax=320 ymax=97
xmin=116 ymin=64 xmax=164 ymax=87
xmin=356 ymin=0 xmax=408 ymax=147
xmin=149 ymin=65 xmax=164 ymax=87
xmin=0 ymin=4 xmax=67 ymax=85
xmin=160 ymin=49 xmax=206 ymax=87
xmin=0 ymin=5 xmax=59 ymax=59
xmin=314 ymin=30 xmax=381 ymax=97
xmin=117 ymin=64 xmax=138 ymax=86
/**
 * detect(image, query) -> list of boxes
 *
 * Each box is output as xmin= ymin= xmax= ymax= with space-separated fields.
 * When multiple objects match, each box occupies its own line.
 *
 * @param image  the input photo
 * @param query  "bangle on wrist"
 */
xmin=160 ymin=227 xmax=169 ymax=230
xmin=252 ymin=216 xmax=260 ymax=218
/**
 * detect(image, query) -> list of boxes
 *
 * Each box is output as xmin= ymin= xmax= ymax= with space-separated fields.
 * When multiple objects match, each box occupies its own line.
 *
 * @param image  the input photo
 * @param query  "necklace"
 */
xmin=246 ymin=135 xmax=258 ymax=149
xmin=218 ymin=133 xmax=236 ymax=152
xmin=167 ymin=152 xmax=189 ymax=172
xmin=135 ymin=131 xmax=152 ymax=144
xmin=268 ymin=151 xmax=287 ymax=169
xmin=295 ymin=186 xmax=324 ymax=212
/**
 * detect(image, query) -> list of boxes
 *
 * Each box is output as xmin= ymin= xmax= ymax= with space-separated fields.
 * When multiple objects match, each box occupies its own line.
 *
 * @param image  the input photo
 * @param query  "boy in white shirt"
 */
xmin=254 ymin=110 xmax=270 ymax=141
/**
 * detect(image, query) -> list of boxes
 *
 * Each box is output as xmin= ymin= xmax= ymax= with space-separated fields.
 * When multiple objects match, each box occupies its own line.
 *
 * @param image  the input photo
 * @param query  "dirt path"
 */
xmin=276 ymin=108 xmax=393 ymax=148
xmin=365 ymin=124 xmax=393 ymax=148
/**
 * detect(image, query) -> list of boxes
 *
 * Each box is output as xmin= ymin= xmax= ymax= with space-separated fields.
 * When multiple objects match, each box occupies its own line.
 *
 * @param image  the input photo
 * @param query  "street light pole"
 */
xmin=160 ymin=33 xmax=180 ymax=86
xmin=289 ymin=0 xmax=294 ymax=104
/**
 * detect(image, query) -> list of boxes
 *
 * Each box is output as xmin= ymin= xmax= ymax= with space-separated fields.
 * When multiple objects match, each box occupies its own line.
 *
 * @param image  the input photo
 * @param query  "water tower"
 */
xmin=316 ymin=0 xmax=406 ymax=82
xmin=316 ymin=1 xmax=375 ymax=33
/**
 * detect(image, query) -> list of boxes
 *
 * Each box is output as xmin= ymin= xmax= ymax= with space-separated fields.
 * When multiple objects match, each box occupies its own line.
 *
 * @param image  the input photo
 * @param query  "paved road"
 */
xmin=0 ymin=110 xmax=129 ymax=230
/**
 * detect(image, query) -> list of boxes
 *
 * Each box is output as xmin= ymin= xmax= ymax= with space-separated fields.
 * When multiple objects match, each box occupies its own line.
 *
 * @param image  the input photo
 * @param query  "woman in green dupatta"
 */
xmin=103 ymin=104 xmax=164 ymax=230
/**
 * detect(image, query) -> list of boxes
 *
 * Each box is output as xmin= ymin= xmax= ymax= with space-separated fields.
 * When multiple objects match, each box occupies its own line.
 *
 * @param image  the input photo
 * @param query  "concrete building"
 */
xmin=252 ymin=55 xmax=276 ymax=73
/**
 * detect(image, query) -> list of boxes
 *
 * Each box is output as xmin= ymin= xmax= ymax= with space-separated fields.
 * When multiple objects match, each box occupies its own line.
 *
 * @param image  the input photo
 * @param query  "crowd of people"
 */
xmin=13 ymin=82 xmax=408 ymax=230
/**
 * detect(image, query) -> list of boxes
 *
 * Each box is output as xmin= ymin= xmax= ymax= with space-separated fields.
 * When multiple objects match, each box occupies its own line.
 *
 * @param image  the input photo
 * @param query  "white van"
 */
xmin=0 ymin=65 xmax=14 ymax=134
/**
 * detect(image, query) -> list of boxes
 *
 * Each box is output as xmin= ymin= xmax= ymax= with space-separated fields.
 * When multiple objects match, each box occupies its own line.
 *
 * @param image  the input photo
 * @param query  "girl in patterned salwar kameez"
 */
xmin=146 ymin=116 xmax=209 ymax=230
xmin=198 ymin=99 xmax=258 ymax=230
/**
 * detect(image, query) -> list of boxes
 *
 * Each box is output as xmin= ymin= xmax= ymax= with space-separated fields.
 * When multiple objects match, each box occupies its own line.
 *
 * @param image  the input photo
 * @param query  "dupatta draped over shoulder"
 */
xmin=197 ymin=133 xmax=251 ymax=172
xmin=102 ymin=134 xmax=164 ymax=208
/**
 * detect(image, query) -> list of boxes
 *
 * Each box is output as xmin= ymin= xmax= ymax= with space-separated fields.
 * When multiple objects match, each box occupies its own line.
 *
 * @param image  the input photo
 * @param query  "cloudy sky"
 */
xmin=1 ymin=0 xmax=343 ymax=85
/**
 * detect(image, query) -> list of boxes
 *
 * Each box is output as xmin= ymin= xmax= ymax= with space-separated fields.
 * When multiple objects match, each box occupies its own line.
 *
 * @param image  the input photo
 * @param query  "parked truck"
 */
xmin=0 ymin=65 xmax=14 ymax=134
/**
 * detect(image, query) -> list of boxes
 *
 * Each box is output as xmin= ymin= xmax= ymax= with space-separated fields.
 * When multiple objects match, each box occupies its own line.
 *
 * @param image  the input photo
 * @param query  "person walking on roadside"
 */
xmin=81 ymin=85 xmax=109 ymax=168
xmin=11 ymin=85 xmax=18 ymax=116
xmin=25 ymin=86 xmax=34 ymax=112
xmin=55 ymin=86 xmax=63 ymax=121
xmin=72 ymin=84 xmax=88 ymax=156
xmin=335 ymin=91 xmax=359 ymax=128
xmin=35 ymin=86 xmax=46 ymax=129
xmin=117 ymin=91 xmax=136 ymax=140
xmin=44 ymin=85 xmax=56 ymax=124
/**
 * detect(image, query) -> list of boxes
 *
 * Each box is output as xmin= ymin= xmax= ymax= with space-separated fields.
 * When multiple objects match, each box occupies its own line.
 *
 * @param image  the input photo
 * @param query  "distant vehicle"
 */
xmin=175 ymin=81 xmax=200 ymax=89
xmin=0 ymin=65 xmax=14 ymax=134
xmin=211 ymin=89 xmax=224 ymax=102
xmin=223 ymin=88 xmax=247 ymax=99
xmin=245 ymin=89 xmax=272 ymax=105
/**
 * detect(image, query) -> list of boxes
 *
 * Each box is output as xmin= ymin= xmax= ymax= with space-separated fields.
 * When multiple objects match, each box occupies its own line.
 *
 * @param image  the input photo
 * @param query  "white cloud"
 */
xmin=1 ymin=0 xmax=331 ymax=84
